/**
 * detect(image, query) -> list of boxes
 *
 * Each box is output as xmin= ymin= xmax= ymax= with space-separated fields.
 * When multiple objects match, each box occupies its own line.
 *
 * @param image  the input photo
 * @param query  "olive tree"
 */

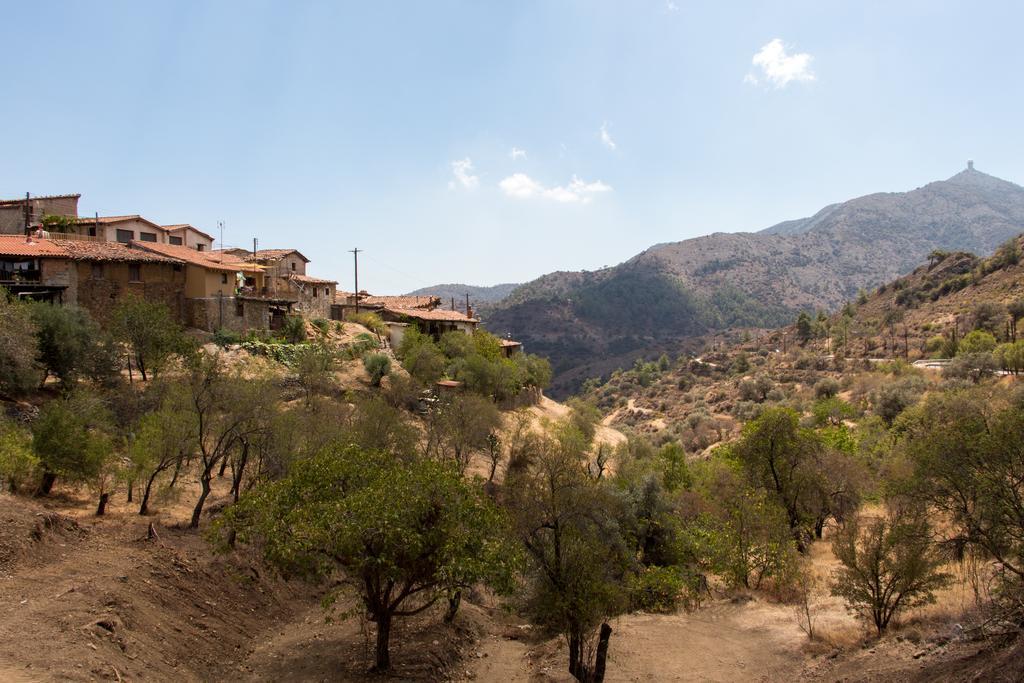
xmin=222 ymin=447 xmax=518 ymax=672
xmin=506 ymin=423 xmax=630 ymax=682
xmin=830 ymin=506 xmax=950 ymax=635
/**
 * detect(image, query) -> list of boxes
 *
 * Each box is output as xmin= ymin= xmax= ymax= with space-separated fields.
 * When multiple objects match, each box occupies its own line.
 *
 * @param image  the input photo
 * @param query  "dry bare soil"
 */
xmin=0 ymin=467 xmax=1017 ymax=682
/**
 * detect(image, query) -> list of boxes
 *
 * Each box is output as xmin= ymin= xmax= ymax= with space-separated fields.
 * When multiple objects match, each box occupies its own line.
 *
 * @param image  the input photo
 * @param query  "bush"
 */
xmin=813 ymin=377 xmax=840 ymax=399
xmin=349 ymin=311 xmax=387 ymax=336
xmin=958 ymin=329 xmax=997 ymax=355
xmin=0 ymin=419 xmax=38 ymax=493
xmin=363 ymin=352 xmax=392 ymax=387
xmin=311 ymin=318 xmax=330 ymax=334
xmin=627 ymin=566 xmax=689 ymax=613
xmin=213 ymin=327 xmax=242 ymax=347
xmin=281 ymin=315 xmax=307 ymax=344
xmin=831 ymin=507 xmax=951 ymax=636
xmin=0 ymin=294 xmax=41 ymax=395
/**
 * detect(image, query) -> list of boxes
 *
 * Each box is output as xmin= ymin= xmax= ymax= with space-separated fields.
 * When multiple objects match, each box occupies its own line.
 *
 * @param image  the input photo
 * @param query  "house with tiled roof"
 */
xmin=161 ymin=224 xmax=215 ymax=250
xmin=220 ymin=247 xmax=336 ymax=319
xmin=0 ymin=234 xmax=186 ymax=320
xmin=132 ymin=241 xmax=297 ymax=333
xmin=378 ymin=304 xmax=479 ymax=348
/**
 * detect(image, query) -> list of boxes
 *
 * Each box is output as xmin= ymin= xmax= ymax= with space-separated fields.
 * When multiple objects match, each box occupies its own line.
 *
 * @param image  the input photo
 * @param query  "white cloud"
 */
xmin=509 ymin=147 xmax=527 ymax=161
xmin=499 ymin=173 xmax=612 ymax=204
xmin=666 ymin=1 xmax=679 ymax=12
xmin=599 ymin=122 xmax=617 ymax=150
xmin=745 ymin=38 xmax=815 ymax=88
xmin=448 ymin=157 xmax=479 ymax=190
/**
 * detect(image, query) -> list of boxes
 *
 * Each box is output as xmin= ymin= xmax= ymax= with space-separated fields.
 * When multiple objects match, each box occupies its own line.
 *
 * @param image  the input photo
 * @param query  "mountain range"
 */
xmin=405 ymin=282 xmax=520 ymax=305
xmin=481 ymin=164 xmax=1024 ymax=396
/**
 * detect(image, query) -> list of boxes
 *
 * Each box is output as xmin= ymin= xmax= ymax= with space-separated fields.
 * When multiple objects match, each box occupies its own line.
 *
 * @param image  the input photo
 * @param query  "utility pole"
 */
xmin=465 ymin=293 xmax=470 ymax=317
xmin=350 ymin=248 xmax=362 ymax=313
xmin=23 ymin=192 xmax=30 ymax=235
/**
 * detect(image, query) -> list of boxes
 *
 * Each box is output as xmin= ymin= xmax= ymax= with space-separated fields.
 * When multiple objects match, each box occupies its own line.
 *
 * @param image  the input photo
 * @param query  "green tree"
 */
xmin=0 ymin=418 xmax=37 ymax=493
xmin=111 ymin=297 xmax=187 ymax=381
xmin=29 ymin=303 xmax=119 ymax=387
xmin=127 ymin=389 xmax=196 ymax=514
xmin=0 ymin=293 xmax=41 ymax=395
xmin=901 ymin=392 xmax=1024 ymax=595
xmin=728 ymin=407 xmax=823 ymax=550
xmin=958 ymin=329 xmax=997 ymax=355
xmin=222 ymin=447 xmax=518 ymax=672
xmin=830 ymin=507 xmax=951 ymax=635
xmin=425 ymin=393 xmax=501 ymax=475
xmin=507 ymin=430 xmax=628 ymax=682
xmin=1008 ymin=298 xmax=1024 ymax=342
xmin=361 ymin=352 xmax=391 ymax=387
xmin=396 ymin=327 xmax=446 ymax=384
xmin=32 ymin=391 xmax=114 ymax=499
xmin=294 ymin=343 xmax=337 ymax=402
xmin=795 ymin=312 xmax=814 ymax=345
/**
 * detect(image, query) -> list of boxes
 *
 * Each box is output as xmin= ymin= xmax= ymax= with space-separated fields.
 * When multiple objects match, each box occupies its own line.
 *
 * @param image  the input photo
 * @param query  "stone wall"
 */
xmin=0 ymin=196 xmax=79 ymax=235
xmin=186 ymin=295 xmax=274 ymax=333
xmin=71 ymin=262 xmax=186 ymax=324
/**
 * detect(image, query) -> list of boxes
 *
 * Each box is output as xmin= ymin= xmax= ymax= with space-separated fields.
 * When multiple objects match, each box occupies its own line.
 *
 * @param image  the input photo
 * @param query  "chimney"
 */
xmin=967 ymin=160 xmax=974 ymax=171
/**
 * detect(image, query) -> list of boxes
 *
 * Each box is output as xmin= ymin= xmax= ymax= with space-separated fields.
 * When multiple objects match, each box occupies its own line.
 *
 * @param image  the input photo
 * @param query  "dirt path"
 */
xmin=461 ymin=600 xmax=805 ymax=683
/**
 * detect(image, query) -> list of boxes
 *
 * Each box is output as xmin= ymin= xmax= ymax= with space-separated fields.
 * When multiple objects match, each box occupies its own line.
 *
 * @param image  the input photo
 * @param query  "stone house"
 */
xmin=332 ymin=293 xmax=441 ymax=321
xmin=223 ymin=248 xmax=336 ymax=319
xmin=132 ymin=241 xmax=295 ymax=333
xmin=380 ymin=306 xmax=479 ymax=348
xmin=0 ymin=194 xmax=80 ymax=235
xmin=0 ymin=235 xmax=186 ymax=321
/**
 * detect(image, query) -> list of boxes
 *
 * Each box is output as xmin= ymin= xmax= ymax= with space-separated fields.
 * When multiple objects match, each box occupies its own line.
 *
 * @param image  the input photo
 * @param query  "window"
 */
xmin=115 ymin=229 xmax=134 ymax=244
xmin=220 ymin=273 xmax=228 ymax=284
xmin=291 ymin=262 xmax=296 ymax=271
xmin=88 ymin=226 xmax=96 ymax=237
xmin=139 ymin=232 xmax=158 ymax=242
xmin=313 ymin=287 xmax=318 ymax=298
xmin=169 ymin=236 xmax=183 ymax=245
xmin=172 ymin=264 xmax=182 ymax=272
xmin=91 ymin=263 xmax=103 ymax=279
xmin=129 ymin=264 xmax=141 ymax=282
xmin=235 ymin=300 xmax=244 ymax=317
xmin=196 ymin=244 xmax=205 ymax=251
xmin=324 ymin=287 xmax=330 ymax=297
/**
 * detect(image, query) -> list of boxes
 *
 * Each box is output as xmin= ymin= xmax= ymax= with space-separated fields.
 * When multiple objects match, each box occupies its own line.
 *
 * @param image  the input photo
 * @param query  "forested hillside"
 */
xmin=486 ymin=166 xmax=1024 ymax=396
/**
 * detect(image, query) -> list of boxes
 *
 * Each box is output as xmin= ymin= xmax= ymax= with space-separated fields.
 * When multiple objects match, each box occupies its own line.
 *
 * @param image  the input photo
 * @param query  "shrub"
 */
xmin=627 ymin=566 xmax=689 ymax=613
xmin=281 ymin=315 xmax=307 ymax=344
xmin=831 ymin=507 xmax=951 ymax=636
xmin=311 ymin=318 xmax=330 ymax=334
xmin=349 ymin=311 xmax=387 ymax=336
xmin=362 ymin=352 xmax=392 ymax=387
xmin=813 ymin=377 xmax=840 ymax=399
xmin=213 ymin=327 xmax=242 ymax=347
xmin=958 ymin=329 xmax=997 ymax=355
xmin=0 ymin=419 xmax=38 ymax=493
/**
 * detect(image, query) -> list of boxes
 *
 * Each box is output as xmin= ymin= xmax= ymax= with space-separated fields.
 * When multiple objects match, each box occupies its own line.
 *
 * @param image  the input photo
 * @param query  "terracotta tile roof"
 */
xmin=361 ymin=295 xmax=440 ymax=309
xmin=384 ymin=307 xmax=479 ymax=323
xmin=0 ymin=236 xmax=69 ymax=257
xmin=0 ymin=193 xmax=80 ymax=206
xmin=289 ymin=274 xmax=337 ymax=285
xmin=499 ymin=339 xmax=523 ymax=348
xmin=53 ymin=240 xmax=183 ymax=264
xmin=248 ymin=248 xmax=309 ymax=263
xmin=163 ymin=224 xmax=215 ymax=240
xmin=74 ymin=215 xmax=167 ymax=231
xmin=131 ymin=241 xmax=263 ymax=273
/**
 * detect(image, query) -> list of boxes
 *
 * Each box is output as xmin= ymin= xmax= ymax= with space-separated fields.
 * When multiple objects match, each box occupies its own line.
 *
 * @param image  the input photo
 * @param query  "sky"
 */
xmin=4 ymin=1 xmax=1024 ymax=294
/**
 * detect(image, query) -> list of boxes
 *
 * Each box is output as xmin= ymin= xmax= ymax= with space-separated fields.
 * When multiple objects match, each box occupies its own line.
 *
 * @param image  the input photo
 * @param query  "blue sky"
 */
xmin=4 ymin=1 xmax=1023 ymax=293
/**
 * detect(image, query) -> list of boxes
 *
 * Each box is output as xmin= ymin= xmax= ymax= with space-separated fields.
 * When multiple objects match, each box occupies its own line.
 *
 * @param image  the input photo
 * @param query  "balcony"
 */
xmin=0 ymin=268 xmax=42 ymax=283
xmin=45 ymin=232 xmax=106 ymax=243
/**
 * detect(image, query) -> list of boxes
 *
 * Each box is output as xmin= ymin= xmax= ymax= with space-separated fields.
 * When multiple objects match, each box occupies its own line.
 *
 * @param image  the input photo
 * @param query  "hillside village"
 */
xmin=1 ymin=192 xmax=496 ymax=352
xmin=1 ymin=184 xmax=1024 ymax=683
